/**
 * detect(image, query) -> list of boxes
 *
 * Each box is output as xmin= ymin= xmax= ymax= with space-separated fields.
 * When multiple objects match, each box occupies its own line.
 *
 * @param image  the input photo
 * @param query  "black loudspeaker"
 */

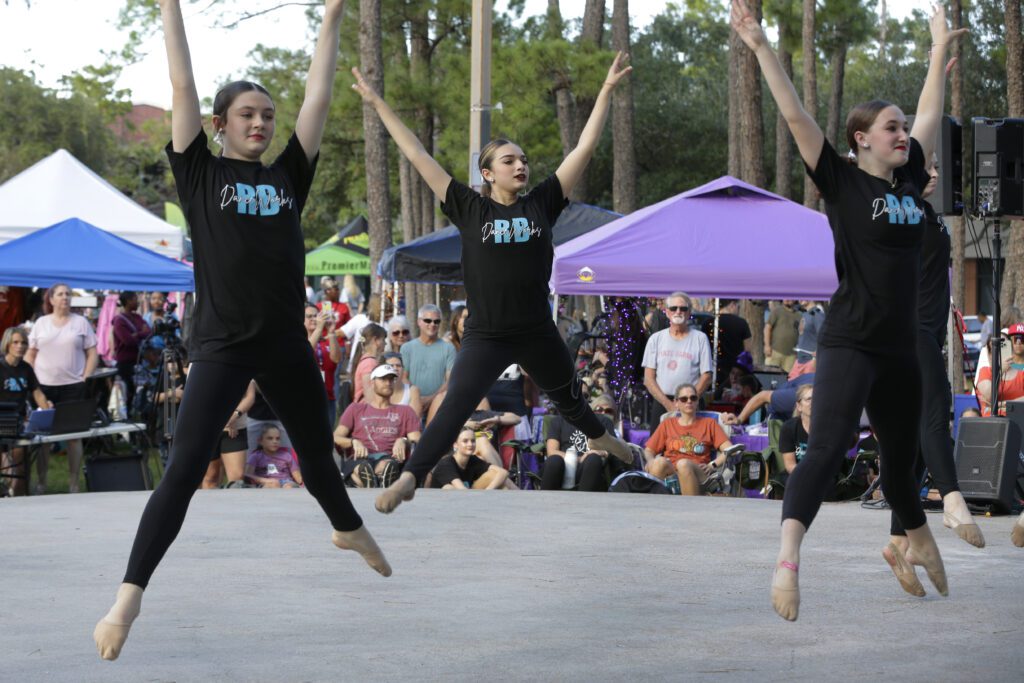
xmin=954 ymin=416 xmax=1020 ymax=512
xmin=85 ymin=453 xmax=150 ymax=492
xmin=907 ymin=114 xmax=963 ymax=215
xmin=973 ymin=117 xmax=1024 ymax=218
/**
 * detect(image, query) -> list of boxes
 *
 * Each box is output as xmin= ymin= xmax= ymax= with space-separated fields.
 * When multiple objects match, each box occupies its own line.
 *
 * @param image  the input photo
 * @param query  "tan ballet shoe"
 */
xmin=93 ymin=618 xmax=132 ymax=661
xmin=1012 ymin=513 xmax=1024 ymax=548
xmin=332 ymin=526 xmax=392 ymax=577
xmin=882 ymin=542 xmax=926 ymax=597
xmin=587 ymin=431 xmax=634 ymax=465
xmin=375 ymin=471 xmax=416 ymax=514
xmin=906 ymin=542 xmax=949 ymax=597
xmin=942 ymin=510 xmax=985 ymax=548
xmin=770 ymin=561 xmax=800 ymax=622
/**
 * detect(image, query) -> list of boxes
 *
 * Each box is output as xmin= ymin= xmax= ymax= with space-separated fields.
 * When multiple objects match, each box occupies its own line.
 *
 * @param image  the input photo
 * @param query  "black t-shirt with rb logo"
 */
xmin=805 ymin=138 xmax=930 ymax=355
xmin=441 ymin=176 xmax=568 ymax=335
xmin=167 ymin=131 xmax=317 ymax=365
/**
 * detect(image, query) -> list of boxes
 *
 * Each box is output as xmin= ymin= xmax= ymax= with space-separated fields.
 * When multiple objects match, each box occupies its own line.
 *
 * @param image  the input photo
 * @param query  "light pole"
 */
xmin=469 ymin=0 xmax=492 ymax=190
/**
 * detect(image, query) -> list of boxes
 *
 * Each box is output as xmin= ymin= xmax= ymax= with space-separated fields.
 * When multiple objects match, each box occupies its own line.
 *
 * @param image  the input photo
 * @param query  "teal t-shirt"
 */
xmin=401 ymin=338 xmax=456 ymax=396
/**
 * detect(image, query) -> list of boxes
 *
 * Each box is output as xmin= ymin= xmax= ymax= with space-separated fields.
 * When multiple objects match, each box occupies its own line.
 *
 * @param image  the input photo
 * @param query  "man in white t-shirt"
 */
xmin=642 ymin=291 xmax=713 ymax=425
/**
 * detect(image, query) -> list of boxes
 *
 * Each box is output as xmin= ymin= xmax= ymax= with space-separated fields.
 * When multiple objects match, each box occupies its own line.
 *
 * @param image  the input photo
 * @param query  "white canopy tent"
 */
xmin=0 ymin=149 xmax=183 ymax=259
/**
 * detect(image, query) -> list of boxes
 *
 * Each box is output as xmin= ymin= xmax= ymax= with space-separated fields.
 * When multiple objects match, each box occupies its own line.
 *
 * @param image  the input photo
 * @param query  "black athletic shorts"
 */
xmin=39 ymin=382 xmax=87 ymax=405
xmin=210 ymin=428 xmax=248 ymax=460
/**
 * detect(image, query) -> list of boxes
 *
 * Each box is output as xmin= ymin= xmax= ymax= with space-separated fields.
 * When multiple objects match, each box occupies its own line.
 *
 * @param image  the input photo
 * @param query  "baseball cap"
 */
xmin=1008 ymin=323 xmax=1024 ymax=336
xmin=370 ymin=364 xmax=399 ymax=380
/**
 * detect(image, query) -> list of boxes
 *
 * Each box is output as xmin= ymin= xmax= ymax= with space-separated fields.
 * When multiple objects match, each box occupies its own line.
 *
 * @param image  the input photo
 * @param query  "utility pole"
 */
xmin=469 ymin=0 xmax=492 ymax=190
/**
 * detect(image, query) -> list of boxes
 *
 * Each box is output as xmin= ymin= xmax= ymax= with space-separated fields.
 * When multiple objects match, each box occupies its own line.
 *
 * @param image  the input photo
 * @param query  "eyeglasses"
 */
xmin=1012 ymin=336 xmax=1024 ymax=343
xmin=421 ymin=318 xmax=441 ymax=325
xmin=391 ymin=329 xmax=411 ymax=336
xmin=666 ymin=306 xmax=690 ymax=313
xmin=674 ymin=395 xmax=699 ymax=403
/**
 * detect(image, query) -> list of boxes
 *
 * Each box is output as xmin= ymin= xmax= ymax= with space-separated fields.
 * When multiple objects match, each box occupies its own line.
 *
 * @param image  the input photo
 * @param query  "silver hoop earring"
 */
xmin=214 ymin=130 xmax=225 ymax=146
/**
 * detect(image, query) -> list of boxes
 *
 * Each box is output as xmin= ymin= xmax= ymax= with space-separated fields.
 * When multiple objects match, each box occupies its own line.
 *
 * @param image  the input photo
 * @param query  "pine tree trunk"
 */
xmin=399 ymin=155 xmax=417 ymax=320
xmin=743 ymin=300 xmax=766 ymax=366
xmin=611 ymin=0 xmax=637 ymax=214
xmin=949 ymin=0 xmax=965 ymax=391
xmin=571 ymin=0 xmax=605 ymax=203
xmin=359 ymin=0 xmax=391 ymax=299
xmin=547 ymin=0 xmax=576 ymax=159
xmin=825 ymin=43 xmax=847 ymax=147
xmin=775 ymin=45 xmax=794 ymax=199
xmin=1002 ymin=0 xmax=1024 ymax=317
xmin=728 ymin=31 xmax=742 ymax=177
xmin=739 ymin=0 xmax=765 ymax=189
xmin=801 ymin=0 xmax=818 ymax=207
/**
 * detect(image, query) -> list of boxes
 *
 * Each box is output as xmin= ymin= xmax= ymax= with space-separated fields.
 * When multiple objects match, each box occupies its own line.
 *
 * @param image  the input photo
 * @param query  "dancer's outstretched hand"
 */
xmin=730 ymin=0 xmax=767 ymax=51
xmin=603 ymin=51 xmax=632 ymax=88
xmin=929 ymin=4 xmax=969 ymax=47
xmin=325 ymin=0 xmax=346 ymax=15
xmin=351 ymin=67 xmax=380 ymax=104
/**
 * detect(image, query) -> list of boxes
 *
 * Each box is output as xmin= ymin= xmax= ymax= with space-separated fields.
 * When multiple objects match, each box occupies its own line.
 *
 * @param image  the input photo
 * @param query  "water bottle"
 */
xmin=562 ymin=447 xmax=579 ymax=489
xmin=664 ymin=474 xmax=681 ymax=495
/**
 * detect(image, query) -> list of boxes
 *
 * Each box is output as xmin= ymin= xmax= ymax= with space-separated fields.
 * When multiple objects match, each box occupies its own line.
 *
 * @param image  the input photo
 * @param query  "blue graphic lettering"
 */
xmin=235 ymin=183 xmax=257 ymax=215
xmin=256 ymin=185 xmax=280 ymax=216
xmin=512 ymin=217 xmax=530 ymax=242
xmin=493 ymin=219 xmax=512 ymax=244
xmin=901 ymin=195 xmax=921 ymax=224
xmin=885 ymin=194 xmax=903 ymax=224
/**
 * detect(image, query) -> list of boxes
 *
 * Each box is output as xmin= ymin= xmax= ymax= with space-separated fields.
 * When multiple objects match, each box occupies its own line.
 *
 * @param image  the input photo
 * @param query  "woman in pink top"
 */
xmin=26 ymin=283 xmax=99 ymax=494
xmin=353 ymin=323 xmax=386 ymax=403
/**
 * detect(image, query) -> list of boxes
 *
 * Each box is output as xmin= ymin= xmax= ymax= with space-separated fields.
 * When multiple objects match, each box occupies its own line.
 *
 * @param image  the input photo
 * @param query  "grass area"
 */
xmin=19 ymin=443 xmax=164 ymax=495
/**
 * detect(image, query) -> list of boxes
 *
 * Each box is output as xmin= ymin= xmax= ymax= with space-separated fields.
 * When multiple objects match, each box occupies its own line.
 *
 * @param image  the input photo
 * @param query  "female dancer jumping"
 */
xmin=94 ymin=0 xmax=389 ymax=661
xmin=351 ymin=54 xmax=635 ymax=513
xmin=732 ymin=0 xmax=966 ymax=620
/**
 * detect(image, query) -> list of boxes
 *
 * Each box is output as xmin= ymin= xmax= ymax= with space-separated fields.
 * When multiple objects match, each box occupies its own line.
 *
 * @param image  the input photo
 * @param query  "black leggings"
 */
xmin=403 ymin=322 xmax=606 ymax=483
xmin=782 ymin=345 xmax=926 ymax=532
xmin=540 ymin=453 xmax=607 ymax=492
xmin=890 ymin=330 xmax=960 ymax=535
xmin=123 ymin=348 xmax=362 ymax=588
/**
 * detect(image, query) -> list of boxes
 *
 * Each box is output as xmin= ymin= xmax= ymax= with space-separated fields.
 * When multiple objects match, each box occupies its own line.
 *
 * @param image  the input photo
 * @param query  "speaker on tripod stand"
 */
xmin=973 ymin=117 xmax=1024 ymax=218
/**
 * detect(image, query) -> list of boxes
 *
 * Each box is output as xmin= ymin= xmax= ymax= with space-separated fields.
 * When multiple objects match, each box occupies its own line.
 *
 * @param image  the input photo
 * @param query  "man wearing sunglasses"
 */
xmin=400 ymin=304 xmax=455 ymax=417
xmin=642 ymin=291 xmax=713 ymax=426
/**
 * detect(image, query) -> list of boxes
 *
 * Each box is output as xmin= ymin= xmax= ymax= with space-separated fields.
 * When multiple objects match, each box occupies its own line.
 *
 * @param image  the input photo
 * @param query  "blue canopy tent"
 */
xmin=378 ymin=201 xmax=622 ymax=284
xmin=0 ymin=217 xmax=195 ymax=291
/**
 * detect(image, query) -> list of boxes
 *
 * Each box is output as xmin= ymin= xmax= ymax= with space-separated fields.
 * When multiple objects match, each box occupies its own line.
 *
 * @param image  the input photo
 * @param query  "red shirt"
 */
xmin=645 ymin=416 xmax=729 ymax=465
xmin=315 ymin=338 xmax=338 ymax=400
xmin=975 ymin=366 xmax=1024 ymax=416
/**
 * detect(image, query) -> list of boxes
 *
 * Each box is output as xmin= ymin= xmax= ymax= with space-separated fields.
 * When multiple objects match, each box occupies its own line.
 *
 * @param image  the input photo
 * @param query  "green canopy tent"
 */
xmin=305 ymin=215 xmax=370 ymax=275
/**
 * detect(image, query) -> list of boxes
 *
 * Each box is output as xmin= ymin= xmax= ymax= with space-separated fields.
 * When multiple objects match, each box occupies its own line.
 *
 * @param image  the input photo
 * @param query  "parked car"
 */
xmin=962 ymin=315 xmax=983 ymax=350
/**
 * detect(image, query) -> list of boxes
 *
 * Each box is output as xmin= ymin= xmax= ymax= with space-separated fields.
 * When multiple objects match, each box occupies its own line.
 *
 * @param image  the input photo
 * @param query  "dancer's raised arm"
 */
xmin=730 ymin=0 xmax=823 ymax=171
xmin=159 ymin=0 xmax=202 ymax=152
xmin=351 ymin=67 xmax=452 ymax=200
xmin=295 ymin=0 xmax=346 ymax=163
xmin=909 ymin=6 xmax=968 ymax=163
xmin=555 ymin=52 xmax=632 ymax=198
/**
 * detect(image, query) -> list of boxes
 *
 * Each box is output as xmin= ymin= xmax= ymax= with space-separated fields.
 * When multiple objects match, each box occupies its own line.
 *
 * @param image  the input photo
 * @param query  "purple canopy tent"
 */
xmin=550 ymin=176 xmax=838 ymax=299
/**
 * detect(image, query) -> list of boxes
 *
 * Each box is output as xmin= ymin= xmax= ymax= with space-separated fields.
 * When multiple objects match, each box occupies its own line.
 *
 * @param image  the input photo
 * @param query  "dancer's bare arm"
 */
xmin=909 ymin=6 xmax=967 ymax=162
xmin=555 ymin=52 xmax=632 ymax=198
xmin=351 ymin=67 xmax=452 ymax=200
xmin=731 ymin=0 xmax=822 ymax=170
xmin=295 ymin=0 xmax=346 ymax=163
xmin=159 ymin=0 xmax=202 ymax=152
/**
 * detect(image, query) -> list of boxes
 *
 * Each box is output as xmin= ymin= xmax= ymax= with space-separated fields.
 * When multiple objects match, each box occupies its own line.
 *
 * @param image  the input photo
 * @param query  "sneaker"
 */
xmin=378 ymin=460 xmax=400 ymax=489
xmin=356 ymin=462 xmax=378 ymax=489
xmin=224 ymin=480 xmax=247 ymax=489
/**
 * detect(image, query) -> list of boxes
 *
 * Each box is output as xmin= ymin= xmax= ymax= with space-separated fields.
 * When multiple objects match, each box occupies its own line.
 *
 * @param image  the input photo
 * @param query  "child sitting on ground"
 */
xmin=245 ymin=425 xmax=303 ymax=489
xmin=428 ymin=427 xmax=509 ymax=490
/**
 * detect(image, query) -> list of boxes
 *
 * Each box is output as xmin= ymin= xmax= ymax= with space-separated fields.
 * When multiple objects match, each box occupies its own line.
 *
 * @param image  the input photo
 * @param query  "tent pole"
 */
xmin=379 ymin=281 xmax=387 ymax=324
xmin=712 ymin=298 xmax=721 ymax=393
xmin=394 ymin=281 xmax=400 ymax=321
xmin=552 ymin=292 xmax=558 ymax=323
xmin=599 ymin=295 xmax=606 ymax=312
xmin=435 ymin=283 xmax=440 ymax=308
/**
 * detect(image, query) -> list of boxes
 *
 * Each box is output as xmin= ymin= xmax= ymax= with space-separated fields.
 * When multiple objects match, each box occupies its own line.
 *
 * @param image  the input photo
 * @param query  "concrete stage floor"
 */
xmin=2 ymin=489 xmax=1022 ymax=682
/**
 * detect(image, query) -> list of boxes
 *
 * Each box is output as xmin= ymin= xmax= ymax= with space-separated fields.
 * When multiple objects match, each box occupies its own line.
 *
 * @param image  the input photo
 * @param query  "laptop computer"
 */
xmin=27 ymin=399 xmax=97 ymax=436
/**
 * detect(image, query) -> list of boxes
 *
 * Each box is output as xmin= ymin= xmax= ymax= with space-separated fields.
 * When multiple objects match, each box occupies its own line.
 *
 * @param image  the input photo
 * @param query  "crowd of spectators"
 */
xmin=1 ymin=281 xmax=1011 ymax=504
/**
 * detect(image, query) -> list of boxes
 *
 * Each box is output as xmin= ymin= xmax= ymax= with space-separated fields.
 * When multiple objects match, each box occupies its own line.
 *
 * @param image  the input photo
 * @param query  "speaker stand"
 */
xmin=989 ymin=217 xmax=1004 ymax=409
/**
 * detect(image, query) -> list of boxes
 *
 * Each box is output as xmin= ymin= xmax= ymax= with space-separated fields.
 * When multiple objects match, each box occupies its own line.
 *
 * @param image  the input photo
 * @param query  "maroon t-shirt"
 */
xmin=338 ymin=402 xmax=420 ymax=454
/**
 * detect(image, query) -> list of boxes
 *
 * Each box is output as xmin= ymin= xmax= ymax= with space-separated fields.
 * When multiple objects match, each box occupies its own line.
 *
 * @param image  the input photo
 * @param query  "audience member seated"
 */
xmin=1 ymin=326 xmax=52 ymax=496
xmin=485 ymin=363 xmax=536 ymax=419
xmin=462 ymin=400 xmax=523 ymax=468
xmin=722 ymin=373 xmax=815 ymax=425
xmin=960 ymin=407 xmax=981 ymax=419
xmin=719 ymin=367 xmax=758 ymax=404
xmin=353 ymin=323 xmax=387 ymax=403
xmin=246 ymin=385 xmax=293 ymax=454
xmin=245 ymin=425 xmax=303 ymax=489
xmin=428 ymin=426 xmax=509 ymax=490
xmin=643 ymin=383 xmax=736 ymax=496
xmin=776 ymin=385 xmax=813 ymax=484
xmin=540 ymin=394 xmax=625 ymax=492
xmin=445 ymin=304 xmax=468 ymax=350
xmin=380 ymin=352 xmax=423 ymax=416
xmin=976 ymin=332 xmax=1024 ymax=416
xmin=334 ymin=363 xmax=421 ymax=488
